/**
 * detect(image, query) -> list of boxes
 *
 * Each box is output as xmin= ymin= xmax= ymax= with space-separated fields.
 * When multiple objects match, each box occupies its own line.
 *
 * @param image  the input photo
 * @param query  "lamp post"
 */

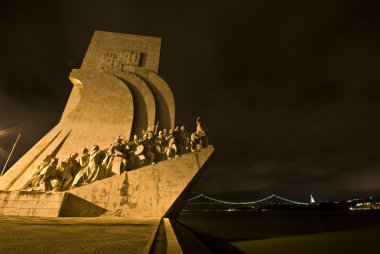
xmin=1 ymin=133 xmax=21 ymax=176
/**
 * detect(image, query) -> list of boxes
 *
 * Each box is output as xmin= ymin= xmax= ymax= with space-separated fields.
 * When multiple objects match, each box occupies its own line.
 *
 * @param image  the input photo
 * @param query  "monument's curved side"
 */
xmin=0 ymin=31 xmax=213 ymax=221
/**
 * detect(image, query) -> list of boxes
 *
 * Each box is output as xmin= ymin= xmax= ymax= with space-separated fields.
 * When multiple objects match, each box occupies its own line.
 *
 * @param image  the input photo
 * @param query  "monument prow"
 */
xmin=68 ymin=146 xmax=214 ymax=219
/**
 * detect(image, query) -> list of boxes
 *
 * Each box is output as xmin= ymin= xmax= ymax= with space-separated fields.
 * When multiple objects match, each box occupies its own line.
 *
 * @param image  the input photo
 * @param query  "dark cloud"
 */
xmin=1 ymin=0 xmax=380 ymax=201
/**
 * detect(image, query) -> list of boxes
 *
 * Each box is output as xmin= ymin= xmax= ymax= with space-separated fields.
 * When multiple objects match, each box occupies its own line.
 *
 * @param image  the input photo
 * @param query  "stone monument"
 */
xmin=0 ymin=31 xmax=214 ymax=252
xmin=0 ymin=31 xmax=214 ymax=253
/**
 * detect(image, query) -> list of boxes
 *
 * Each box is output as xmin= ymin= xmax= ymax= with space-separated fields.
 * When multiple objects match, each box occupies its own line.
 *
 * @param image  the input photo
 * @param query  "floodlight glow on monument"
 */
xmin=0 ymin=31 xmax=214 ymax=218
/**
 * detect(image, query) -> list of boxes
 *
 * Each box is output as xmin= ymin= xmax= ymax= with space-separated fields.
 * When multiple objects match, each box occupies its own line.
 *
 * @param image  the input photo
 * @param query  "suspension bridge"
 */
xmin=184 ymin=194 xmax=310 ymax=211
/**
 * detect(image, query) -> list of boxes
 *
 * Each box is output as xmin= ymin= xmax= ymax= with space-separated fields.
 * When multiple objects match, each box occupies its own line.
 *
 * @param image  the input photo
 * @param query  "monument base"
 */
xmin=0 ymin=191 xmax=106 ymax=217
xmin=68 ymin=146 xmax=214 ymax=219
xmin=0 ymin=146 xmax=213 ymax=219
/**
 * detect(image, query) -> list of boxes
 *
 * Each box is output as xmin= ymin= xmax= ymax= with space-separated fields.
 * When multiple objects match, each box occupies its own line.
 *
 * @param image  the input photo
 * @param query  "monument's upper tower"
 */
xmin=82 ymin=31 xmax=162 ymax=73
xmin=0 ymin=31 xmax=175 ymax=190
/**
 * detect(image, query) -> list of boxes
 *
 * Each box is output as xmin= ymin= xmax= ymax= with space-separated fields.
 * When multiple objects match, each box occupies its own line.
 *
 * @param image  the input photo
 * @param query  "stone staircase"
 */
xmin=0 ymin=190 xmax=106 ymax=217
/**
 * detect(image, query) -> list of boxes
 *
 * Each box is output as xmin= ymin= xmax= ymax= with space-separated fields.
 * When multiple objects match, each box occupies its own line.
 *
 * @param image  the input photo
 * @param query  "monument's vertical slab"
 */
xmin=56 ymin=69 xmax=135 ymax=159
xmin=135 ymin=69 xmax=175 ymax=130
xmin=105 ymin=70 xmax=156 ymax=135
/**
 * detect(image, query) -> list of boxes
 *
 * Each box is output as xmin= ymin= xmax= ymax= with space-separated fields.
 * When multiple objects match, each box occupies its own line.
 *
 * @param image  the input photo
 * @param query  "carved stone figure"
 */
xmin=191 ymin=116 xmax=208 ymax=151
xmin=134 ymin=144 xmax=146 ymax=168
xmin=35 ymin=158 xmax=59 ymax=191
xmin=126 ymin=149 xmax=137 ymax=171
xmin=166 ymin=129 xmax=177 ymax=159
xmin=60 ymin=153 xmax=80 ymax=191
xmin=154 ymin=131 xmax=166 ymax=162
xmin=128 ymin=134 xmax=139 ymax=151
xmin=70 ymin=148 xmax=90 ymax=188
xmin=196 ymin=117 xmax=206 ymax=136
xmin=162 ymin=129 xmax=168 ymax=141
xmin=79 ymin=148 xmax=90 ymax=168
xmin=180 ymin=126 xmax=190 ymax=154
xmin=110 ymin=138 xmax=127 ymax=173
xmin=102 ymin=144 xmax=117 ymax=177
xmin=141 ymin=131 xmax=155 ymax=165
xmin=83 ymin=145 xmax=105 ymax=184
xmin=113 ymin=138 xmax=126 ymax=157
xmin=22 ymin=155 xmax=52 ymax=190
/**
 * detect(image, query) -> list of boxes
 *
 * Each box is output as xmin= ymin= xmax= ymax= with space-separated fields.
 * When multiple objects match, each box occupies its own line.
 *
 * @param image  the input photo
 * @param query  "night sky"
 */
xmin=1 ymin=0 xmax=380 ymax=202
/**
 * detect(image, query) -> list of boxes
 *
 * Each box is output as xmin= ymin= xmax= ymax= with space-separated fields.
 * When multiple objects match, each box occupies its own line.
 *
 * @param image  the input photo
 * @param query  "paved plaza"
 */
xmin=0 ymin=216 xmax=159 ymax=254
